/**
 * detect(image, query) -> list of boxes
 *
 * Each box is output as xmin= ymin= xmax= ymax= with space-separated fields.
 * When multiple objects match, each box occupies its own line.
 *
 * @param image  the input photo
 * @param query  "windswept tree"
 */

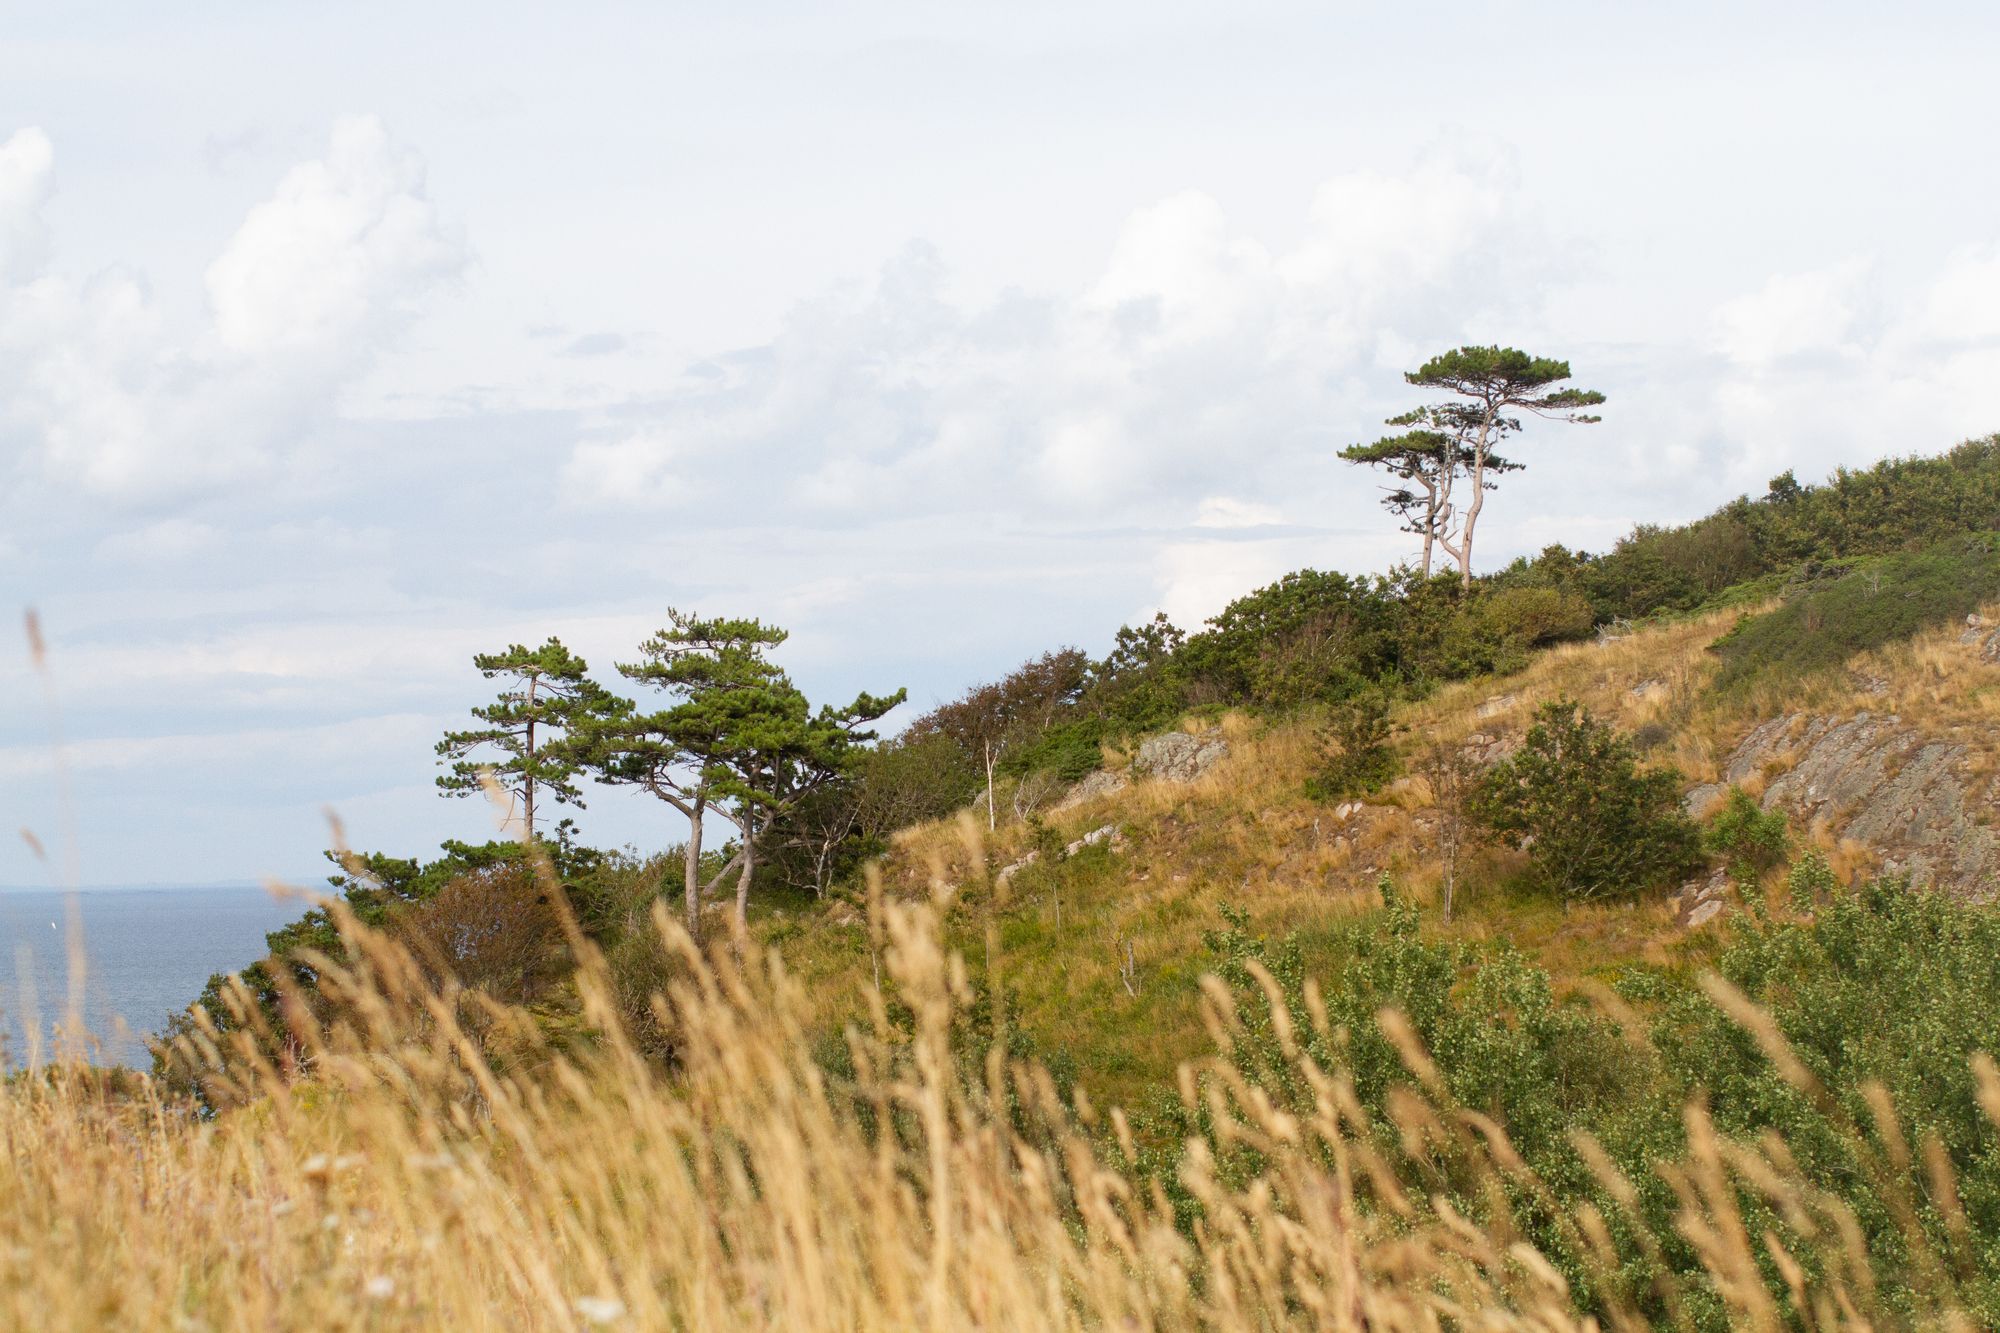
xmin=1339 ymin=415 xmax=1502 ymax=577
xmin=435 ymin=638 xmax=619 ymax=843
xmin=572 ymin=612 xmax=902 ymax=936
xmin=1346 ymin=348 xmax=1603 ymax=586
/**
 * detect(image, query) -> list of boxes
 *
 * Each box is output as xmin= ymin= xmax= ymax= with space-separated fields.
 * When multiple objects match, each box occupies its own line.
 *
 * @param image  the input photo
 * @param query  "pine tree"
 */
xmin=1345 ymin=348 xmax=1603 ymax=585
xmin=435 ymin=638 xmax=617 ymax=843
xmin=572 ymin=612 xmax=902 ymax=937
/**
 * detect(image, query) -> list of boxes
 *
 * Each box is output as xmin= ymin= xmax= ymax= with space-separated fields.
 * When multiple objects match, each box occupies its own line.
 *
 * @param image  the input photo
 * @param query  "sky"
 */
xmin=3 ymin=1 xmax=1999 ymax=886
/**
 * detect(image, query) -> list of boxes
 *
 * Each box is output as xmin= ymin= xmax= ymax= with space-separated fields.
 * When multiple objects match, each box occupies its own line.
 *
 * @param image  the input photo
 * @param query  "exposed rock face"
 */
xmin=1051 ymin=727 xmax=1226 ymax=813
xmin=1459 ymin=731 xmax=1520 ymax=770
xmin=996 ymin=824 xmax=1123 ymax=886
xmin=1052 ymin=768 xmax=1130 ymax=811
xmin=1959 ymin=616 xmax=2000 ymax=663
xmin=1065 ymin=824 xmax=1122 ymax=856
xmin=1717 ymin=712 xmax=1999 ymax=900
xmin=1670 ymin=866 xmax=1731 ymax=927
xmin=1682 ymin=783 xmax=1729 ymax=821
xmin=1133 ymin=729 xmax=1230 ymax=784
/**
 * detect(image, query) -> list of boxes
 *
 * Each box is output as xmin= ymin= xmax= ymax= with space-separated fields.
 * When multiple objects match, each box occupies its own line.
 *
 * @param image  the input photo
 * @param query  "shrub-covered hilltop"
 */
xmin=107 ymin=424 xmax=2000 ymax=1328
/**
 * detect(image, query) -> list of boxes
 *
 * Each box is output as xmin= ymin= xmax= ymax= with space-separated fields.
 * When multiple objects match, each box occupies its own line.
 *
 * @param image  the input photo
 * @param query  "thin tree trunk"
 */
xmin=734 ymin=808 xmax=757 ymax=936
xmin=684 ymin=795 xmax=705 ymax=938
xmin=984 ymin=740 xmax=996 ymax=833
xmin=524 ymin=717 xmax=537 ymax=845
xmin=1455 ymin=403 xmax=1500 ymax=589
xmin=1433 ymin=451 xmax=1463 ymax=580
xmin=523 ymin=675 xmax=540 ymax=843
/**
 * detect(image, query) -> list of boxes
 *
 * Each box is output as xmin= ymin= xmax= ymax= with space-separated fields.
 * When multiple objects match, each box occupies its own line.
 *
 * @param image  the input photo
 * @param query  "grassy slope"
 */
xmin=761 ymin=600 xmax=2000 ymax=1112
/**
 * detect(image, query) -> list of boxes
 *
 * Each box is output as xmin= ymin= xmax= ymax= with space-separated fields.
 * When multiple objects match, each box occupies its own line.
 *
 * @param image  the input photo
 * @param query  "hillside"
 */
xmin=118 ymin=437 xmax=2000 ymax=1328
xmin=766 ymin=592 xmax=2000 ymax=1110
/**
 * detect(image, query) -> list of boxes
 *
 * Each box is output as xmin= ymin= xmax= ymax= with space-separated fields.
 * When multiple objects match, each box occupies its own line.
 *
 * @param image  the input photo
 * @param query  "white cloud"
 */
xmin=94 ymin=518 xmax=223 ymax=563
xmin=0 ymin=127 xmax=53 ymax=284
xmin=0 ymin=117 xmax=463 ymax=500
xmin=1712 ymin=258 xmax=1871 ymax=365
xmin=205 ymin=115 xmax=461 ymax=357
xmin=1689 ymin=249 xmax=2000 ymax=494
xmin=0 ymin=712 xmax=440 ymax=781
xmin=562 ymin=428 xmax=688 ymax=508
xmin=562 ymin=148 xmax=1546 ymax=528
xmin=1193 ymin=496 xmax=1285 ymax=529
xmin=1910 ymin=243 xmax=2000 ymax=346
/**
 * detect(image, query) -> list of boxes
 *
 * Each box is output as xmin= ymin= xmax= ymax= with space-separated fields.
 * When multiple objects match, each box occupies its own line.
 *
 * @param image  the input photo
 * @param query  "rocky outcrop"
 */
xmin=1051 ymin=727 xmax=1229 ymax=812
xmin=996 ymin=823 xmax=1123 ymax=886
xmin=1133 ymin=729 xmax=1230 ymax=783
xmin=1459 ymin=731 xmax=1520 ymax=770
xmin=1670 ymin=866 xmax=1732 ymax=928
xmin=1716 ymin=711 xmax=1999 ymax=899
xmin=1959 ymin=614 xmax=2000 ymax=663
xmin=1052 ymin=768 xmax=1130 ymax=811
xmin=1065 ymin=824 xmax=1123 ymax=856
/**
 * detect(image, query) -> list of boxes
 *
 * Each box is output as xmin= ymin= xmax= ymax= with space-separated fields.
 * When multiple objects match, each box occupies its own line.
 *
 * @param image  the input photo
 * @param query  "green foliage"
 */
xmin=1001 ymin=717 xmax=1108 ymax=783
xmin=435 ymin=637 xmax=621 ymax=840
xmin=153 ymin=837 xmax=562 ymax=1109
xmin=1710 ymin=538 xmax=2000 ymax=690
xmin=1565 ymin=436 xmax=2000 ymax=620
xmin=1176 ymin=568 xmax=1405 ymax=708
xmin=1650 ymin=878 xmax=2000 ymax=1321
xmin=901 ymin=648 xmax=1092 ymax=759
xmin=1170 ymin=873 xmax=2000 ymax=1326
xmin=1474 ymin=584 xmax=1595 ymax=654
xmin=856 ymin=735 xmax=981 ymax=829
xmin=1472 ymin=699 xmax=1702 ymax=901
xmin=1302 ymin=695 xmax=1400 ymax=802
xmin=1703 ymin=787 xmax=1789 ymax=877
xmin=1137 ymin=889 xmax=1639 ymax=1290
xmin=575 ymin=609 xmax=903 ymax=929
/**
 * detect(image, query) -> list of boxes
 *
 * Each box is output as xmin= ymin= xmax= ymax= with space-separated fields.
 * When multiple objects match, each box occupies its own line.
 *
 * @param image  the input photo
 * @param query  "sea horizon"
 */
xmin=0 ymin=884 xmax=310 ymax=1069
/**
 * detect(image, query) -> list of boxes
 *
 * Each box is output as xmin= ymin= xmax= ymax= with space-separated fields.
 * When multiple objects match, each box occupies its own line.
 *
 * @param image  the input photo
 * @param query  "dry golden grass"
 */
xmin=9 ymin=829 xmax=1996 ymax=1330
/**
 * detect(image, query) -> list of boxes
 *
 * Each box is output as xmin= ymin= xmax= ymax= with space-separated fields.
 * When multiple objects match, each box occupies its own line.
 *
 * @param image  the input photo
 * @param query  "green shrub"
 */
xmin=1710 ymin=537 xmax=2000 ymax=691
xmin=1161 ymin=871 xmax=2000 ymax=1326
xmin=1702 ymin=787 xmax=1789 ymax=877
xmin=1477 ymin=584 xmax=1595 ymax=651
xmin=1302 ymin=695 xmax=1401 ymax=802
xmin=1002 ymin=716 xmax=1109 ymax=782
xmin=1471 ymin=699 xmax=1702 ymax=901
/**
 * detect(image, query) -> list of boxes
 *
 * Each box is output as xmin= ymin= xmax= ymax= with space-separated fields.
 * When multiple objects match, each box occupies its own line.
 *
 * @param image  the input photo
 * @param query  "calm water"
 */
xmin=0 ymin=887 xmax=306 ymax=1069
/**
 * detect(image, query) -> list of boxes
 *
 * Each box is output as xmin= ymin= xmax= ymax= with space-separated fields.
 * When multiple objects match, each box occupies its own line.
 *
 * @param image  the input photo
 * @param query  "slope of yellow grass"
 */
xmin=15 ymin=885 xmax=1990 ymax=1329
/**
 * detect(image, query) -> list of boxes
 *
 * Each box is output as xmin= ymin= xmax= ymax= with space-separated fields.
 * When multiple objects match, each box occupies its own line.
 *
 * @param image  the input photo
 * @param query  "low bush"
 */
xmin=1703 ymin=786 xmax=1790 ymax=877
xmin=1472 ymin=699 xmax=1702 ymax=901
xmin=1302 ymin=694 xmax=1401 ymax=802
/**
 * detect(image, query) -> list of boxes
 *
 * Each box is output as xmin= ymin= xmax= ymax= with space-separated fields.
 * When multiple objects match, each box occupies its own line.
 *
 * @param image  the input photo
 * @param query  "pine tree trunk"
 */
xmin=523 ymin=680 xmax=539 ymax=844
xmin=734 ymin=809 xmax=757 ymax=936
xmin=1456 ymin=402 xmax=1500 ymax=589
xmin=524 ymin=718 xmax=537 ymax=845
xmin=684 ymin=796 xmax=705 ymax=939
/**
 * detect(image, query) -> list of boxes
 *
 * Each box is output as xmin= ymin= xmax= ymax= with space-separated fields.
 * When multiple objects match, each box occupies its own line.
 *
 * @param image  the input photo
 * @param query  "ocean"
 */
xmin=0 ymin=886 xmax=308 ymax=1069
